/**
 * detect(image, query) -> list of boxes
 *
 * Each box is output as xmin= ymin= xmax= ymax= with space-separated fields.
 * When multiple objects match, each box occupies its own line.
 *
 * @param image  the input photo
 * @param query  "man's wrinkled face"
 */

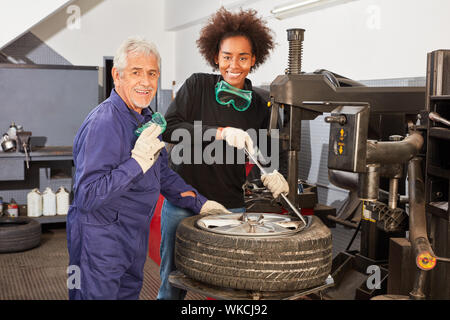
xmin=112 ymin=52 xmax=159 ymax=113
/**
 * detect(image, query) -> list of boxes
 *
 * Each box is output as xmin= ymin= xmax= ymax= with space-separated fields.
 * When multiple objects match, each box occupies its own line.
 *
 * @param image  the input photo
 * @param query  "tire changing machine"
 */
xmin=170 ymin=30 xmax=450 ymax=300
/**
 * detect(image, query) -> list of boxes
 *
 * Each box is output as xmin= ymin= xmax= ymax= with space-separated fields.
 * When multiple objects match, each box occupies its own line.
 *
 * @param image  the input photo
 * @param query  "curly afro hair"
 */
xmin=197 ymin=7 xmax=275 ymax=72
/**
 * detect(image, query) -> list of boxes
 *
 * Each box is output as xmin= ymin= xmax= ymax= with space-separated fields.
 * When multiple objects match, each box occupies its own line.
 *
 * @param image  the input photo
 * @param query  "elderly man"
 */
xmin=67 ymin=36 xmax=228 ymax=300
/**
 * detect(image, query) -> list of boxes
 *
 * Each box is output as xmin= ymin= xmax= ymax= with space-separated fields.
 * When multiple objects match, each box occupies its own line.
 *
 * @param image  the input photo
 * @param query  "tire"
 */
xmin=0 ymin=217 xmax=41 ymax=253
xmin=175 ymin=215 xmax=332 ymax=292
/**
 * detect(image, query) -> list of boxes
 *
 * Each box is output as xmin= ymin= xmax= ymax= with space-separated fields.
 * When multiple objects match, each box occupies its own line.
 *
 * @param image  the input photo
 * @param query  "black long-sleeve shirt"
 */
xmin=162 ymin=73 xmax=270 ymax=208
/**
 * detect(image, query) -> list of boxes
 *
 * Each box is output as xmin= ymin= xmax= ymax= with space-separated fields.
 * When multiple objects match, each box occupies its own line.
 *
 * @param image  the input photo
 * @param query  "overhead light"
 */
xmin=271 ymin=0 xmax=322 ymax=16
xmin=271 ymin=0 xmax=356 ymax=20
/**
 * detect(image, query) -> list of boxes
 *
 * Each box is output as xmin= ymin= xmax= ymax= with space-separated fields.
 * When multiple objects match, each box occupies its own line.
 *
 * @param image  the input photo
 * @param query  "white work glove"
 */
xmin=131 ymin=124 xmax=166 ymax=174
xmin=199 ymin=200 xmax=232 ymax=215
xmin=261 ymin=170 xmax=289 ymax=199
xmin=219 ymin=127 xmax=255 ymax=155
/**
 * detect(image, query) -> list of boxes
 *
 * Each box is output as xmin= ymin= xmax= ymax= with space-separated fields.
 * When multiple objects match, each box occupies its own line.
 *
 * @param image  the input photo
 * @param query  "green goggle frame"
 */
xmin=134 ymin=112 xmax=167 ymax=137
xmin=215 ymin=80 xmax=252 ymax=112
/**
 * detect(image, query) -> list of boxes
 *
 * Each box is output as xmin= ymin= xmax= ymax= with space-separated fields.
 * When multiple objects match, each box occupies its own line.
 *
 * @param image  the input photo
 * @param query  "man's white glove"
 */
xmin=261 ymin=170 xmax=289 ymax=199
xmin=199 ymin=200 xmax=232 ymax=215
xmin=131 ymin=124 xmax=165 ymax=174
xmin=219 ymin=127 xmax=254 ymax=155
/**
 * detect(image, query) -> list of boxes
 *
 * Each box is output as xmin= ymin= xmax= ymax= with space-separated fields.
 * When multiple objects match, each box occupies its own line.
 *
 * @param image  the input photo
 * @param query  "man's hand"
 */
xmin=200 ymin=200 xmax=232 ymax=215
xmin=261 ymin=170 xmax=289 ymax=199
xmin=217 ymin=127 xmax=254 ymax=155
xmin=131 ymin=124 xmax=165 ymax=174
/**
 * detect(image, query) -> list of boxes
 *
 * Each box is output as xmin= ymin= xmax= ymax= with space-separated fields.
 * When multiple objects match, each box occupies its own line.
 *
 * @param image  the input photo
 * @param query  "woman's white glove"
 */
xmin=218 ymin=127 xmax=254 ymax=155
xmin=261 ymin=170 xmax=289 ymax=199
xmin=200 ymin=200 xmax=232 ymax=215
xmin=131 ymin=124 xmax=165 ymax=174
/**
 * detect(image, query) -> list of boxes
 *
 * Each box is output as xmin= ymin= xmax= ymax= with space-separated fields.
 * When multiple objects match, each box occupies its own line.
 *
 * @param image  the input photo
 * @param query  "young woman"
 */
xmin=158 ymin=7 xmax=289 ymax=300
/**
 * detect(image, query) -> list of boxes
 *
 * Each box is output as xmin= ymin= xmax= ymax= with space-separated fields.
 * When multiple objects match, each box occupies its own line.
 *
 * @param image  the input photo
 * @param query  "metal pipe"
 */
xmin=408 ymin=157 xmax=431 ymax=242
xmin=379 ymin=163 xmax=403 ymax=179
xmin=408 ymin=157 xmax=436 ymax=299
xmin=410 ymin=270 xmax=427 ymax=300
xmin=327 ymin=214 xmax=359 ymax=229
xmin=366 ymin=132 xmax=424 ymax=164
xmin=388 ymin=178 xmax=399 ymax=209
xmin=328 ymin=164 xmax=403 ymax=192
xmin=328 ymin=169 xmax=359 ymax=191
xmin=358 ymin=164 xmax=380 ymax=202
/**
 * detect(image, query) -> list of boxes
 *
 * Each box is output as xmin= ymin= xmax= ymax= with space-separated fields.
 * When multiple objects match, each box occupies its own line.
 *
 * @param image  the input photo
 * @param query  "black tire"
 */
xmin=175 ymin=215 xmax=332 ymax=292
xmin=0 ymin=216 xmax=41 ymax=253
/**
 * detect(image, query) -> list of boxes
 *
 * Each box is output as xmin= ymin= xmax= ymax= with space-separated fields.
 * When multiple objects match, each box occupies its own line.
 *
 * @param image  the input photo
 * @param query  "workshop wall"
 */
xmin=168 ymin=0 xmax=450 ymax=87
xmin=29 ymin=0 xmax=176 ymax=90
xmin=166 ymin=0 xmax=449 ymax=208
xmin=0 ymin=0 xmax=71 ymax=49
xmin=2 ymin=0 xmax=444 ymax=209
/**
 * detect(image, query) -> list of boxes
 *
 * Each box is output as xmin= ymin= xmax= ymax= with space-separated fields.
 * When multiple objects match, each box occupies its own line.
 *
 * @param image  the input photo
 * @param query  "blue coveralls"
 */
xmin=67 ymin=89 xmax=207 ymax=300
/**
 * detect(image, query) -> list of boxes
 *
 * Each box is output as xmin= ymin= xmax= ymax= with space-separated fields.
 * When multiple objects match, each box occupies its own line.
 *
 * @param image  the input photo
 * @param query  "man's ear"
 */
xmin=112 ymin=67 xmax=120 ymax=87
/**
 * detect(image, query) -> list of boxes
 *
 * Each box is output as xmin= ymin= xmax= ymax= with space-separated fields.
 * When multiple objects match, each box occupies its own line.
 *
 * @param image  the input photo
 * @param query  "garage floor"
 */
xmin=0 ymin=223 xmax=359 ymax=300
xmin=0 ymin=225 xmax=205 ymax=300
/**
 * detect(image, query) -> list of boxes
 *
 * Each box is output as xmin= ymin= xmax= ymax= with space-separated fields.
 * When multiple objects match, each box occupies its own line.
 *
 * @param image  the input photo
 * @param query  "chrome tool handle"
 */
xmin=245 ymin=147 xmax=306 ymax=225
xmin=429 ymin=112 xmax=450 ymax=127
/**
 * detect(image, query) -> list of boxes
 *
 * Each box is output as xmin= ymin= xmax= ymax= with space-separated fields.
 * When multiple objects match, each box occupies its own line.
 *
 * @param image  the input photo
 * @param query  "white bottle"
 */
xmin=27 ymin=189 xmax=42 ymax=217
xmin=42 ymin=187 xmax=56 ymax=216
xmin=56 ymin=186 xmax=69 ymax=215
xmin=7 ymin=122 xmax=17 ymax=141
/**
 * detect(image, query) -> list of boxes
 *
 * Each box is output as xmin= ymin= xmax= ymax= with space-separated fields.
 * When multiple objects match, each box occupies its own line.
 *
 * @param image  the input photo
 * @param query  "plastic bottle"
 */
xmin=27 ymin=189 xmax=43 ymax=217
xmin=56 ymin=186 xmax=69 ymax=215
xmin=7 ymin=122 xmax=17 ymax=141
xmin=42 ymin=187 xmax=56 ymax=216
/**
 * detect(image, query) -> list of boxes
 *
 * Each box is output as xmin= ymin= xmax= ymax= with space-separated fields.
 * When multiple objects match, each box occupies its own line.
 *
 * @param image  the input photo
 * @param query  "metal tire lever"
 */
xmin=244 ymin=147 xmax=307 ymax=226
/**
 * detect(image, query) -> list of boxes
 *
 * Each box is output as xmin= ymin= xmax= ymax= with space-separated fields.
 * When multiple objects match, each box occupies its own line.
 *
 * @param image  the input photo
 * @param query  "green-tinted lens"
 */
xmin=217 ymin=91 xmax=250 ymax=109
xmin=215 ymin=81 xmax=252 ymax=111
xmin=134 ymin=112 xmax=167 ymax=136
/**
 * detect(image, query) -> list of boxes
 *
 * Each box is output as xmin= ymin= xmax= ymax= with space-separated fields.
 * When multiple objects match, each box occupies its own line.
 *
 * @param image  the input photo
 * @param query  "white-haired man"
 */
xmin=67 ymin=36 xmax=229 ymax=300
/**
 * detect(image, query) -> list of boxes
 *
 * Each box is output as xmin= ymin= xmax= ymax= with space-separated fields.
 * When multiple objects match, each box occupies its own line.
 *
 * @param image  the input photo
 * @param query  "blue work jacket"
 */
xmin=68 ymin=89 xmax=207 ymax=253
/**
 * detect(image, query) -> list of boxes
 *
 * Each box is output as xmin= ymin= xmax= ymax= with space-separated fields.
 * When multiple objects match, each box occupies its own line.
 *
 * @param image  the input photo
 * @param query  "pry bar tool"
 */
xmin=245 ymin=147 xmax=307 ymax=225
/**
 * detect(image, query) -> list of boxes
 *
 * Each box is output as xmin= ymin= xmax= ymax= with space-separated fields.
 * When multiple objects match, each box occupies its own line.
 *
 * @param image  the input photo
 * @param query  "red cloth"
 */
xmin=148 ymin=194 xmax=164 ymax=265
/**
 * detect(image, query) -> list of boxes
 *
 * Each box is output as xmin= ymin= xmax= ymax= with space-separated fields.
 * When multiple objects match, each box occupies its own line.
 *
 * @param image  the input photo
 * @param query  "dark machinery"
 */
xmin=170 ymin=29 xmax=449 ymax=300
xmin=269 ymin=29 xmax=450 ymax=299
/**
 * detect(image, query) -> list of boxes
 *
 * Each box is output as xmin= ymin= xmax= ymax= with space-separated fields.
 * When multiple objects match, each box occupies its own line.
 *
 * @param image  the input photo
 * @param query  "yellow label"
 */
xmin=362 ymin=202 xmax=376 ymax=222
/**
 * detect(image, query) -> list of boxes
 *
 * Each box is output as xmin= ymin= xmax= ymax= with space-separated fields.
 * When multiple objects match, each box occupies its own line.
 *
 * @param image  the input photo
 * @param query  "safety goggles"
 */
xmin=134 ymin=112 xmax=167 ymax=137
xmin=215 ymin=80 xmax=252 ymax=112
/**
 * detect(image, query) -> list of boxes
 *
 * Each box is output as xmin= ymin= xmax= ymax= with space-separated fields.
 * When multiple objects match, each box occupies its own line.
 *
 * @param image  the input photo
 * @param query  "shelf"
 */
xmin=0 ymin=146 xmax=73 ymax=161
xmin=430 ymin=95 xmax=450 ymax=101
xmin=429 ymin=127 xmax=450 ymax=140
xmin=427 ymin=164 xmax=450 ymax=179
xmin=426 ymin=202 xmax=449 ymax=220
xmin=30 ymin=215 xmax=67 ymax=224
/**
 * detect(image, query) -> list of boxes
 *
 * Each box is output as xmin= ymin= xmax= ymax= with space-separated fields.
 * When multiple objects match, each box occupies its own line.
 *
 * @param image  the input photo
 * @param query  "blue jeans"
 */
xmin=157 ymin=199 xmax=245 ymax=300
